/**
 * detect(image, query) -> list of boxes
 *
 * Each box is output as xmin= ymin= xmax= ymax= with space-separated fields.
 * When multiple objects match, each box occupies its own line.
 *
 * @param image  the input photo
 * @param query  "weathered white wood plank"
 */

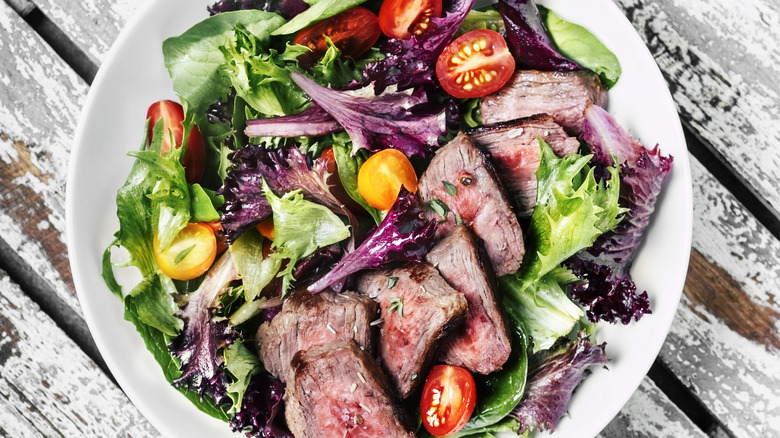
xmin=0 ymin=2 xmax=84 ymax=311
xmin=614 ymin=0 xmax=780 ymax=214
xmin=599 ymin=377 xmax=707 ymax=438
xmin=0 ymin=269 xmax=160 ymax=437
xmin=655 ymin=155 xmax=780 ymax=437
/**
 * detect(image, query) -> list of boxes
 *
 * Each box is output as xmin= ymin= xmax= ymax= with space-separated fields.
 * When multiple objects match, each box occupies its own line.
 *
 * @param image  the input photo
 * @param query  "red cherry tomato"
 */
xmin=435 ymin=29 xmax=516 ymax=98
xmin=293 ymin=7 xmax=380 ymax=66
xmin=379 ymin=0 xmax=442 ymax=40
xmin=420 ymin=365 xmax=477 ymax=437
xmin=146 ymin=100 xmax=206 ymax=183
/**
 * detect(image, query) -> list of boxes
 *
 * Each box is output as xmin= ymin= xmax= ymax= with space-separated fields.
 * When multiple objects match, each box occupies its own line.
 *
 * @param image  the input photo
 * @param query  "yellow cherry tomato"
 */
xmin=357 ymin=149 xmax=418 ymax=210
xmin=154 ymin=222 xmax=217 ymax=280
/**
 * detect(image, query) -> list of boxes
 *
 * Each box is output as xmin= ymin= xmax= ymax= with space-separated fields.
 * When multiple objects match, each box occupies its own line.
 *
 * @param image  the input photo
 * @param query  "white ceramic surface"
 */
xmin=67 ymin=0 xmax=693 ymax=436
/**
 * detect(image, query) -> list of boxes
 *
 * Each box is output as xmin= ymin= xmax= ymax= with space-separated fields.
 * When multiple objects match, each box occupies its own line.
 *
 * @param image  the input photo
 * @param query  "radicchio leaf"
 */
xmin=363 ymin=0 xmax=475 ymax=93
xmin=218 ymin=145 xmax=354 ymax=242
xmin=245 ymin=104 xmax=341 ymax=138
xmin=229 ymin=373 xmax=291 ymax=437
xmin=291 ymin=71 xmax=446 ymax=157
xmin=497 ymin=0 xmax=580 ymax=71
xmin=308 ymin=189 xmax=437 ymax=293
xmin=171 ymin=252 xmax=240 ymax=404
xmin=511 ymin=332 xmax=608 ymax=434
xmin=566 ymin=105 xmax=672 ymax=324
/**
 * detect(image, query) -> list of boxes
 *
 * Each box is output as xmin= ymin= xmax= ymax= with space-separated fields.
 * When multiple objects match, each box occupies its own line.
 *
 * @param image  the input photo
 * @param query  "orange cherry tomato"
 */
xmin=146 ymin=100 xmax=206 ymax=183
xmin=256 ymin=218 xmax=275 ymax=241
xmin=435 ymin=29 xmax=516 ymax=98
xmin=420 ymin=365 xmax=477 ymax=437
xmin=205 ymin=221 xmax=228 ymax=254
xmin=293 ymin=7 xmax=380 ymax=66
xmin=379 ymin=0 xmax=442 ymax=40
xmin=357 ymin=149 xmax=418 ymax=210
xmin=153 ymin=222 xmax=217 ymax=281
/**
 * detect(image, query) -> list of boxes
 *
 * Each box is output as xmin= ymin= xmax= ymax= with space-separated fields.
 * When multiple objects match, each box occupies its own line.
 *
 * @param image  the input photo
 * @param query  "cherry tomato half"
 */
xmin=379 ymin=0 xmax=443 ymax=40
xmin=256 ymin=218 xmax=275 ymax=241
xmin=435 ymin=29 xmax=516 ymax=98
xmin=153 ymin=222 xmax=217 ymax=281
xmin=357 ymin=149 xmax=418 ymax=210
xmin=146 ymin=100 xmax=206 ymax=183
xmin=420 ymin=365 xmax=477 ymax=437
xmin=293 ymin=7 xmax=380 ymax=66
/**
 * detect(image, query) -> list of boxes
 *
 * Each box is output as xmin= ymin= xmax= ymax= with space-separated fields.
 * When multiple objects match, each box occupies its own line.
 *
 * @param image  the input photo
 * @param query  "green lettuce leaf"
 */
xmin=263 ymin=180 xmax=350 ymax=294
xmin=501 ymin=267 xmax=585 ymax=353
xmin=271 ymin=0 xmax=366 ymax=36
xmin=229 ymin=228 xmax=281 ymax=301
xmin=224 ymin=341 xmax=261 ymax=412
xmin=540 ymin=6 xmax=622 ymax=88
xmin=513 ymin=140 xmax=623 ymax=293
xmin=221 ymin=27 xmax=311 ymax=117
xmin=162 ymin=10 xmax=286 ymax=121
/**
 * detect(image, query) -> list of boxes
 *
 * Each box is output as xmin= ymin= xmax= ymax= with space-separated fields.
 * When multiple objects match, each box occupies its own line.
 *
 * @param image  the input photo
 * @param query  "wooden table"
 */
xmin=1 ymin=0 xmax=778 ymax=436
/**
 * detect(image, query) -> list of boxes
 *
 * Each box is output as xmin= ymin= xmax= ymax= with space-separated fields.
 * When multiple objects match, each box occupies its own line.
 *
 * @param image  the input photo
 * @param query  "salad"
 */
xmin=100 ymin=0 xmax=674 ymax=437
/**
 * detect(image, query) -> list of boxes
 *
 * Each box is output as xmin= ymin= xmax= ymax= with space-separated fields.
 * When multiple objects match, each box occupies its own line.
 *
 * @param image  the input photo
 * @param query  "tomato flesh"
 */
xmin=146 ymin=100 xmax=206 ymax=183
xmin=436 ymin=29 xmax=516 ymax=98
xmin=154 ymin=222 xmax=217 ymax=281
xmin=293 ymin=7 xmax=380 ymax=66
xmin=421 ymin=365 xmax=477 ymax=436
xmin=357 ymin=149 xmax=418 ymax=210
xmin=379 ymin=0 xmax=443 ymax=40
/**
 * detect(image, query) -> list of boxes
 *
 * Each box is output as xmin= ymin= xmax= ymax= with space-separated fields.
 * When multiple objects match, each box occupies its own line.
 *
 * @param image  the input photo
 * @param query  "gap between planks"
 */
xmin=3 ymin=0 xmax=97 ymax=83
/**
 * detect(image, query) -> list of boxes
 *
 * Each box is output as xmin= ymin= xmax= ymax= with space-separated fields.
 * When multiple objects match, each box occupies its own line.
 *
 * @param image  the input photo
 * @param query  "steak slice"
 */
xmin=357 ymin=264 xmax=467 ymax=398
xmin=480 ymin=70 xmax=607 ymax=135
xmin=256 ymin=288 xmax=378 ymax=382
xmin=285 ymin=339 xmax=414 ymax=438
xmin=468 ymin=114 xmax=580 ymax=216
xmin=418 ymin=132 xmax=525 ymax=276
xmin=426 ymin=226 xmax=512 ymax=375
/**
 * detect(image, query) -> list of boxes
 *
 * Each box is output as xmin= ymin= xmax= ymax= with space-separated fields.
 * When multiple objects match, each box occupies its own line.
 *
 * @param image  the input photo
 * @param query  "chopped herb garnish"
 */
xmin=388 ymin=297 xmax=404 ymax=318
xmin=410 ymin=373 xmax=418 ymax=381
xmin=454 ymin=212 xmax=464 ymax=225
xmin=442 ymin=180 xmax=457 ymax=196
xmin=428 ymin=197 xmax=450 ymax=219
xmin=174 ymin=244 xmax=196 ymax=264
xmin=387 ymin=276 xmax=399 ymax=289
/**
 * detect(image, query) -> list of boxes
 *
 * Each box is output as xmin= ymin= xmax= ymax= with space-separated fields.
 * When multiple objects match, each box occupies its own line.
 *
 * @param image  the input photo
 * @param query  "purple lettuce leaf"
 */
xmin=565 ymin=105 xmax=672 ymax=323
xmin=171 ymin=252 xmax=240 ymax=403
xmin=307 ymin=188 xmax=437 ymax=293
xmin=245 ymin=104 xmax=341 ymax=138
xmin=565 ymin=258 xmax=651 ymax=324
xmin=497 ymin=0 xmax=580 ymax=71
xmin=218 ymin=144 xmax=354 ymax=242
xmin=511 ymin=332 xmax=608 ymax=434
xmin=229 ymin=372 xmax=291 ymax=437
xmin=291 ymin=71 xmax=446 ymax=157
xmin=208 ymin=0 xmax=308 ymax=19
xmin=362 ymin=0 xmax=475 ymax=94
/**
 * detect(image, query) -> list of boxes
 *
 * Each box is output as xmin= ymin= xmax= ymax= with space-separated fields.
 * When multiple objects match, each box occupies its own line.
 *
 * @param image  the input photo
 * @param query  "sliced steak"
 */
xmin=357 ymin=264 xmax=467 ymax=398
xmin=468 ymin=114 xmax=580 ymax=216
xmin=256 ymin=288 xmax=378 ymax=382
xmin=285 ymin=339 xmax=415 ymax=438
xmin=426 ymin=226 xmax=512 ymax=375
xmin=480 ymin=70 xmax=607 ymax=135
xmin=418 ymin=132 xmax=525 ymax=276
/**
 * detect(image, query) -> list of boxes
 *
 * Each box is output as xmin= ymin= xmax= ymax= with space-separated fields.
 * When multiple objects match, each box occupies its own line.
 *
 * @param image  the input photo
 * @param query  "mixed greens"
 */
xmin=102 ymin=0 xmax=672 ymax=436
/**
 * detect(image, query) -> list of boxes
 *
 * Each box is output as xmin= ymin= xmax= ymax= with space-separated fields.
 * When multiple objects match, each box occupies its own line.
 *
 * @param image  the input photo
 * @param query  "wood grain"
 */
xmin=0 ymin=2 xmax=84 ymax=312
xmin=657 ymin=156 xmax=780 ymax=437
xmin=599 ymin=377 xmax=707 ymax=438
xmin=615 ymin=0 xmax=780 ymax=214
xmin=0 ymin=269 xmax=160 ymax=437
